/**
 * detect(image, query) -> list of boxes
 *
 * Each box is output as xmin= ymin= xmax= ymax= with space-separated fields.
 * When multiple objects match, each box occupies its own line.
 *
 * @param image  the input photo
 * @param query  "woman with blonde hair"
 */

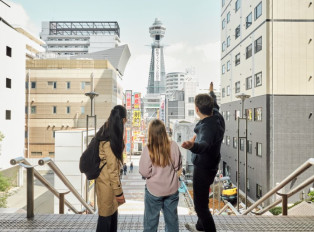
xmin=139 ymin=119 xmax=182 ymax=232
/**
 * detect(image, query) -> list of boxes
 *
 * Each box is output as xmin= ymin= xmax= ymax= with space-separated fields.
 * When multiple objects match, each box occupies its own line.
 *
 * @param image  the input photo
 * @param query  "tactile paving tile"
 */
xmin=0 ymin=213 xmax=314 ymax=231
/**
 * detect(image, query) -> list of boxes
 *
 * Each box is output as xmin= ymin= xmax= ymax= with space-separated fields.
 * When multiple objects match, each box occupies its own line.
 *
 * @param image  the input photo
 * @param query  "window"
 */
xmin=222 ymin=88 xmax=225 ymax=97
xmin=227 ymin=61 xmax=231 ymax=71
xmin=227 ymin=36 xmax=230 ymax=47
xmin=48 ymin=81 xmax=57 ymax=89
xmin=255 ymin=2 xmax=262 ymax=20
xmin=67 ymin=82 xmax=71 ymax=89
xmin=255 ymin=72 xmax=262 ymax=87
xmin=235 ymin=25 xmax=241 ymax=39
xmin=25 ymin=106 xmax=28 ymax=114
xmin=254 ymin=107 xmax=262 ymax=121
xmin=52 ymin=106 xmax=57 ymax=114
xmin=81 ymin=106 xmax=85 ymax=114
xmin=235 ymin=110 xmax=241 ymax=119
xmin=235 ymin=53 xmax=240 ymax=66
xmin=25 ymin=82 xmax=29 ymax=89
xmin=6 ymin=78 xmax=11 ymax=88
xmin=255 ymin=37 xmax=262 ymax=53
xmin=240 ymin=139 xmax=245 ymax=151
xmin=222 ymin=111 xmax=225 ymax=119
xmin=246 ymin=44 xmax=252 ymax=59
xmin=247 ymin=140 xmax=252 ymax=153
xmin=25 ymin=131 xmax=28 ymax=138
xmin=235 ymin=0 xmax=241 ymax=12
xmin=222 ymin=41 xmax=226 ymax=52
xmin=31 ymin=106 xmax=36 ymax=114
xmin=247 ymin=179 xmax=250 ymax=191
xmin=31 ymin=82 xmax=36 ymax=89
xmin=245 ymin=109 xmax=252 ymax=121
xmin=227 ymin=86 xmax=230 ymax=96
xmin=235 ymin=81 xmax=240 ymax=93
xmin=227 ymin=12 xmax=231 ymax=23
xmin=222 ymin=137 xmax=225 ymax=144
xmin=226 ymin=136 xmax=230 ymax=146
xmin=49 ymin=152 xmax=55 ymax=156
xmin=226 ymin=111 xmax=230 ymax=121
xmin=31 ymin=152 xmax=42 ymax=156
xmin=222 ymin=0 xmax=225 ymax=7
xmin=246 ymin=12 xmax=252 ymax=28
xmin=233 ymin=137 xmax=237 ymax=148
xmin=222 ymin=18 xmax=226 ymax=29
xmin=188 ymin=110 xmax=194 ymax=116
xmin=53 ymin=131 xmax=55 ymax=138
xmin=5 ymin=110 xmax=11 ymax=120
xmin=177 ymin=133 xmax=181 ymax=142
xmin=66 ymin=106 xmax=70 ymax=114
xmin=6 ymin=46 xmax=12 ymax=57
xmin=81 ymin=81 xmax=91 ymax=90
xmin=256 ymin=142 xmax=262 ymax=157
xmin=188 ymin=97 xmax=194 ymax=103
xmin=222 ymin=64 xmax=226 ymax=74
xmin=256 ymin=184 xmax=262 ymax=198
xmin=246 ymin=76 xmax=252 ymax=90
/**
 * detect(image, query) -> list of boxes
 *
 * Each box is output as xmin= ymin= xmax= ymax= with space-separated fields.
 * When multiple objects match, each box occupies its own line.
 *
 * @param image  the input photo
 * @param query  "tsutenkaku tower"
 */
xmin=147 ymin=18 xmax=166 ymax=94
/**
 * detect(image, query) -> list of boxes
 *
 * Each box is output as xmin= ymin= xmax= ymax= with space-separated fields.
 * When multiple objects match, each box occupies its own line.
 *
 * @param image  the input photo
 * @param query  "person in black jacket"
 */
xmin=182 ymin=85 xmax=225 ymax=232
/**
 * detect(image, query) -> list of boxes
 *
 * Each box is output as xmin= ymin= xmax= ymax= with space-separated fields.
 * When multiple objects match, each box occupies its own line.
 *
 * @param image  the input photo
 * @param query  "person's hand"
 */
xmin=210 ymin=82 xmax=214 ymax=92
xmin=181 ymin=135 xmax=196 ymax=150
xmin=116 ymin=194 xmax=125 ymax=206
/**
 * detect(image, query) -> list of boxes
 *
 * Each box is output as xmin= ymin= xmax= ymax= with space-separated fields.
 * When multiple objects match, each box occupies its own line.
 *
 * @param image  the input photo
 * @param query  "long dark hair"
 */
xmin=96 ymin=105 xmax=126 ymax=162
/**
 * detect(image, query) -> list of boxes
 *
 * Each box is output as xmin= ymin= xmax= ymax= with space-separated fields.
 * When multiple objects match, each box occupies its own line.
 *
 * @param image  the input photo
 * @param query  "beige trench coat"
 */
xmin=96 ymin=141 xmax=123 ymax=217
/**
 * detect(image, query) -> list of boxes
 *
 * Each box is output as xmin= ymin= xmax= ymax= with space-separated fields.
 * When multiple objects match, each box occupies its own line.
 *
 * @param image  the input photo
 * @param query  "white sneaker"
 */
xmin=185 ymin=223 xmax=204 ymax=232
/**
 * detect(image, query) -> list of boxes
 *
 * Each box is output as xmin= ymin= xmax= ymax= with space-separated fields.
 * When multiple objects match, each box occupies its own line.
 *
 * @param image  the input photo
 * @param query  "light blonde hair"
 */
xmin=147 ymin=119 xmax=171 ymax=167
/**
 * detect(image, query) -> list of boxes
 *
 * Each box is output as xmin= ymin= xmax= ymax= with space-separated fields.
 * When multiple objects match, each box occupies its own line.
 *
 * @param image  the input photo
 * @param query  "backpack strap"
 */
xmin=100 ymin=162 xmax=107 ymax=172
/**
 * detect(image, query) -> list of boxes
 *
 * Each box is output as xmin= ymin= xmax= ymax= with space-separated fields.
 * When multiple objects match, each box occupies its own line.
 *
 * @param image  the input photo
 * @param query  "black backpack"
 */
xmin=79 ymin=137 xmax=107 ymax=180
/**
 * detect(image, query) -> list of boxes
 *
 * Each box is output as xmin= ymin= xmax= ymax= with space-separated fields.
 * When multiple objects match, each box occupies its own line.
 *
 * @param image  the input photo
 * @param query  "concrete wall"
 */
xmin=0 ymin=16 xmax=26 ymax=171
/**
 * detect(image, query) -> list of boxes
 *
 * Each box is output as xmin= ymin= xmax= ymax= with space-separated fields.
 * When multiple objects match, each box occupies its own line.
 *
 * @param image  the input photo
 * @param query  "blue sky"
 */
xmin=8 ymin=0 xmax=221 ymax=94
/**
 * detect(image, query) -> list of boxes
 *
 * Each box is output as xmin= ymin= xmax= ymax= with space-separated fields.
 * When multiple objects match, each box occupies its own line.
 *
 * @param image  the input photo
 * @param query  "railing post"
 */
xmin=276 ymin=192 xmax=288 ymax=216
xmin=59 ymin=191 xmax=70 ymax=214
xmin=26 ymin=166 xmax=34 ymax=218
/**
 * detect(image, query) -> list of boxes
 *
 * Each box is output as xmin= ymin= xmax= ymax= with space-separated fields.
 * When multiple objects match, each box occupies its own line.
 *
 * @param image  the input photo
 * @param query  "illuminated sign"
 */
xmin=125 ymin=90 xmax=132 ymax=110
xmin=134 ymin=92 xmax=141 ymax=109
xmin=159 ymin=95 xmax=166 ymax=122
xmin=154 ymin=48 xmax=161 ymax=81
xmin=132 ymin=110 xmax=141 ymax=127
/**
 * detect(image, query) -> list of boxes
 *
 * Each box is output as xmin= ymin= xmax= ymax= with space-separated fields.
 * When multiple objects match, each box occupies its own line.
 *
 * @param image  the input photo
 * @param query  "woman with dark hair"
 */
xmin=95 ymin=105 xmax=127 ymax=232
xmin=139 ymin=119 xmax=182 ymax=232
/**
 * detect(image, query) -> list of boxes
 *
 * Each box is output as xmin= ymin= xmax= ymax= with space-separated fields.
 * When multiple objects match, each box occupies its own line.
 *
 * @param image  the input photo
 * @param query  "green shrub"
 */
xmin=0 ymin=173 xmax=10 ymax=192
xmin=269 ymin=206 xmax=282 ymax=215
xmin=308 ymin=191 xmax=314 ymax=202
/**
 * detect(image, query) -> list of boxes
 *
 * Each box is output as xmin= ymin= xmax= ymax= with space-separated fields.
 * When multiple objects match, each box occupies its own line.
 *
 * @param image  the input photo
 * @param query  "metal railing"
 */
xmin=38 ymin=157 xmax=94 ymax=214
xmin=10 ymin=157 xmax=94 ymax=218
xmin=242 ymin=158 xmax=314 ymax=215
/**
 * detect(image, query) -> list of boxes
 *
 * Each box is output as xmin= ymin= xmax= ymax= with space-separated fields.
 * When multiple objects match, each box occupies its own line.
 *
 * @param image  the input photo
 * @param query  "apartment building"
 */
xmin=166 ymin=72 xmax=186 ymax=97
xmin=220 ymin=0 xmax=314 ymax=202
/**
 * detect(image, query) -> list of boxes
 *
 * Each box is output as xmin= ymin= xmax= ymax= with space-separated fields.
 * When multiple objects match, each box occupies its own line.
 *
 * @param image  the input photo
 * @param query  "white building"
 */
xmin=0 ymin=1 xmax=45 ymax=172
xmin=166 ymin=72 xmax=186 ymax=97
xmin=183 ymin=80 xmax=199 ymax=122
xmin=40 ymin=21 xmax=121 ymax=56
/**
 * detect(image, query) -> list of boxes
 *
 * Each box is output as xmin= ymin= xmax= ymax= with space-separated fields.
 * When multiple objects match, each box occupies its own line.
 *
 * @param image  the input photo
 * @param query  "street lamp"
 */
xmin=236 ymin=93 xmax=250 ymax=211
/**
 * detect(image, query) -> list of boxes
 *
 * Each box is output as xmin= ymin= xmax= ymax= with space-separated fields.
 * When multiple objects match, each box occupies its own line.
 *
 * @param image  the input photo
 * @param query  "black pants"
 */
xmin=193 ymin=166 xmax=217 ymax=232
xmin=96 ymin=211 xmax=118 ymax=232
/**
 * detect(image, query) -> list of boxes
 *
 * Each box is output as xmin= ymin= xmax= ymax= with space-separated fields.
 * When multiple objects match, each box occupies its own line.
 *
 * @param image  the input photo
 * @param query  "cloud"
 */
xmin=122 ymin=41 xmax=221 ymax=95
xmin=4 ymin=0 xmax=40 ymax=34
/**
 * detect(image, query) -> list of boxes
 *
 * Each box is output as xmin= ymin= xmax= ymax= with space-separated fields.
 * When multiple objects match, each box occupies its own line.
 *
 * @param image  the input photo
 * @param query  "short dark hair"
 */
xmin=195 ymin=94 xmax=214 ymax=115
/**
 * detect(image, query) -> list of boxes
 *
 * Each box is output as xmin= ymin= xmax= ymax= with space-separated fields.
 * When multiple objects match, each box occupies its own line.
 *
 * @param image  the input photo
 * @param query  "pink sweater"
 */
xmin=139 ymin=141 xmax=182 ymax=197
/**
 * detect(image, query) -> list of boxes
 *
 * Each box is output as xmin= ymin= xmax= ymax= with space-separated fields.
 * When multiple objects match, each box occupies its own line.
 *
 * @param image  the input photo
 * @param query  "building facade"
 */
xmin=220 ymin=0 xmax=314 ymax=202
xmin=166 ymin=72 xmax=186 ymax=97
xmin=0 ymin=0 xmax=45 ymax=171
xmin=40 ymin=21 xmax=120 ymax=56
xmin=25 ymin=60 xmax=122 ymax=158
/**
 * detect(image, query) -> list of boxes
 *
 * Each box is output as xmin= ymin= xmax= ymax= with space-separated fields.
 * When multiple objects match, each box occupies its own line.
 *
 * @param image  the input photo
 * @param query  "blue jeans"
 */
xmin=144 ymin=186 xmax=179 ymax=232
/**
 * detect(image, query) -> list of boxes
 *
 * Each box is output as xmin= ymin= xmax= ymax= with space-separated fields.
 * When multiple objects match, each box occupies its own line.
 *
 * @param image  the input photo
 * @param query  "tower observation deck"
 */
xmin=147 ymin=18 xmax=166 ymax=94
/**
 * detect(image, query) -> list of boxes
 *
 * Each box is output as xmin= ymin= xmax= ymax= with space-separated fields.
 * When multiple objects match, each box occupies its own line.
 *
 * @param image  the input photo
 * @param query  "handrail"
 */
xmin=38 ymin=157 xmax=94 ymax=214
xmin=10 ymin=157 xmax=79 ymax=214
xmin=256 ymin=175 xmax=314 ymax=215
xmin=217 ymin=201 xmax=240 ymax=215
xmin=243 ymin=158 xmax=314 ymax=215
